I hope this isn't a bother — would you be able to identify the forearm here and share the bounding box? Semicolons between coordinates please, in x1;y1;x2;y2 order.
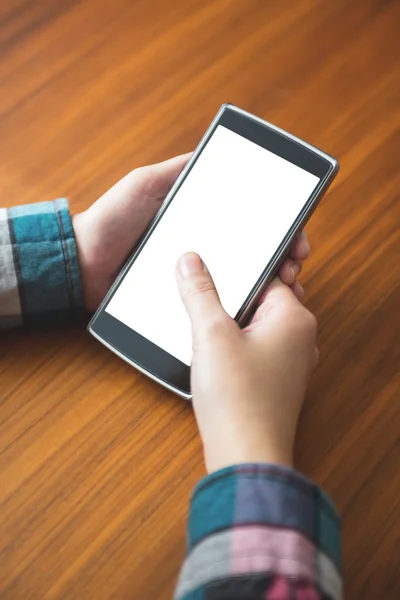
0;200;83;330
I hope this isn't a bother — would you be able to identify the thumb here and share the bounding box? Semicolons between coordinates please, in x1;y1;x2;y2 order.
176;252;228;341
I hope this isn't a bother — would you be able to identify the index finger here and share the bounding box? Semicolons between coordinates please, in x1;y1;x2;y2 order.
289;230;310;261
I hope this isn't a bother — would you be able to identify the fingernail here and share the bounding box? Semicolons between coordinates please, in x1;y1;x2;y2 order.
178;252;204;278
291;263;300;280
297;284;304;299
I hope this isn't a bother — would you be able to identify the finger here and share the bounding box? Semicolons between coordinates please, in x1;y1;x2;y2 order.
278;258;302;285
290;280;304;301
289;230;310;261
176;252;230;342
248;277;300;327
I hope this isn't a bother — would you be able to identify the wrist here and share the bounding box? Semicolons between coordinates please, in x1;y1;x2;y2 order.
203;438;294;474
196;414;295;474
72;213;94;312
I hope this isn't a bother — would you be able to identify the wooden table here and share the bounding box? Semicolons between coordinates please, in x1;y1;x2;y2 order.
1;1;399;598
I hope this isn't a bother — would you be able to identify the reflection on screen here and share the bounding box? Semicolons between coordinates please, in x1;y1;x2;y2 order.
106;125;319;365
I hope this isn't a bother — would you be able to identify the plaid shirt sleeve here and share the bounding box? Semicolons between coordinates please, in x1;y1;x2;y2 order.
175;464;342;600
0;200;83;329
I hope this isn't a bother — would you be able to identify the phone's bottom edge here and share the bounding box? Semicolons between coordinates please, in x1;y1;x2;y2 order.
88;326;192;401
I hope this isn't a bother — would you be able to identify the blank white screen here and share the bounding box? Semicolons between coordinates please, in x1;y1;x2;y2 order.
106;125;319;365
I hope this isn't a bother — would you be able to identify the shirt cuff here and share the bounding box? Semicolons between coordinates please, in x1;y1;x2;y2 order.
176;463;342;600
0;199;83;329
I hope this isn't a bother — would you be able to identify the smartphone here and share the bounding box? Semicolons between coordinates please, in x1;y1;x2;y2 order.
89;104;339;399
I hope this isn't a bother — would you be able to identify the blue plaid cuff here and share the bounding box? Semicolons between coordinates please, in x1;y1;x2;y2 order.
0;199;83;329
176;464;342;600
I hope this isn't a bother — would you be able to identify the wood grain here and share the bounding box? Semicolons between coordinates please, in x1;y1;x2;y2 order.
0;1;399;598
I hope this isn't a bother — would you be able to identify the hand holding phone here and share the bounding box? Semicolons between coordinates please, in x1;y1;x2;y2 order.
89;104;338;397
73;154;191;312
175;251;318;473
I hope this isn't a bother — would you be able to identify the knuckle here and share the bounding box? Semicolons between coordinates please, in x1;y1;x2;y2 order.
204;314;229;338
298;309;318;340
186;278;215;297
128;166;158;199
127;165;145;185
282;305;317;340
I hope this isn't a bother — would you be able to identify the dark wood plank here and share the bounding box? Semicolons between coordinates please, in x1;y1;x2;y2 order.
0;0;399;598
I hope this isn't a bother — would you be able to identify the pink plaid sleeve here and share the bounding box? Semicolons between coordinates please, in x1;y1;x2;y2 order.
175;464;342;599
